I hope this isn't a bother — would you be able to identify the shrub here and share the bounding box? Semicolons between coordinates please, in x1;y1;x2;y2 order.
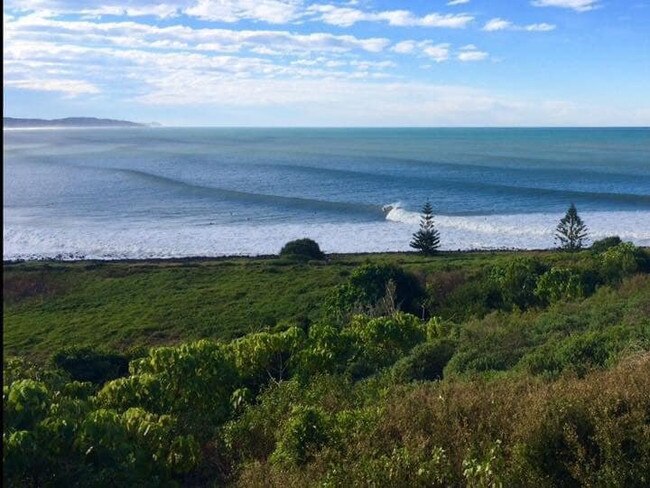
438;276;500;320
534;267;592;304
51;347;129;385
444;312;531;376
270;406;331;466
345;312;426;373
391;339;456;383
489;258;547;310
326;263;424;318
279;238;325;261
228;327;305;390
599;242;648;283
591;235;622;253
296;323;352;377
98;340;239;434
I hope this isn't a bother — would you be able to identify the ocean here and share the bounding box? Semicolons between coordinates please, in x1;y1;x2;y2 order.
3;127;650;260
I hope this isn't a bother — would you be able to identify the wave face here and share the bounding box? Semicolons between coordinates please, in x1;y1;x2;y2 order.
4;127;650;259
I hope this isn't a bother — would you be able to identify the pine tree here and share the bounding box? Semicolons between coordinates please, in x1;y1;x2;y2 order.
555;203;588;251
410;201;440;255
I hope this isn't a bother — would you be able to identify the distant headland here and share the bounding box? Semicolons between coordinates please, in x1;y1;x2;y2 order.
3;117;159;128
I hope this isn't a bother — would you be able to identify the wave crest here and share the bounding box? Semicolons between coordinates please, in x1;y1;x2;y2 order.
384;203;421;225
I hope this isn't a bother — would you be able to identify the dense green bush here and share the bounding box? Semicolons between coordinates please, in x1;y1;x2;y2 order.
270;406;331;466
98;340;240;434
279;238;326;261
3;368;200;487
345;313;426;374
600;242;648;282
51;346;129;385
590;235;622;253
326;263;424;318
489;257;548;309
391;339;456;382
534;267;593;304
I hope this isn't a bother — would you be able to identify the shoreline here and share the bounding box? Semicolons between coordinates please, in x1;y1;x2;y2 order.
2;246;617;266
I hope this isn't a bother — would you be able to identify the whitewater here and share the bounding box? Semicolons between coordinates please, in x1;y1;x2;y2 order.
4;127;650;260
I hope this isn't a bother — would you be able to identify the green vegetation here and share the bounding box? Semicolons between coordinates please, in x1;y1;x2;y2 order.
4;243;650;486
279;238;325;261
590;235;622;253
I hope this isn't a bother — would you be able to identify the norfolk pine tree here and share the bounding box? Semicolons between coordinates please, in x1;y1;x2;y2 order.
410;201;440;255
555;203;589;251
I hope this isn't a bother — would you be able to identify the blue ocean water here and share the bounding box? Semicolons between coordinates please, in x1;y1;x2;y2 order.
3;127;650;259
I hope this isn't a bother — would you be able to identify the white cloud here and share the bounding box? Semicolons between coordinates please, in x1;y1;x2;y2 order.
483;18;512;31
4;78;100;95
185;0;302;24
483;17;556;32
80;4;182;18
447;0;470;5
423;43;451;62
391;40;417;54
531;0;599;12
4;1;191;18
392;40;489;64
308;5;473;28
525;23;555;31
457;45;488;62
5;13;390;55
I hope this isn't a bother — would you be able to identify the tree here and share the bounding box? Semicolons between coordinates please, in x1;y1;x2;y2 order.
410;201;440;255
555;203;588;251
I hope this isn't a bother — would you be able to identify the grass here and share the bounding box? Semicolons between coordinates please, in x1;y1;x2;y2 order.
1;249;638;360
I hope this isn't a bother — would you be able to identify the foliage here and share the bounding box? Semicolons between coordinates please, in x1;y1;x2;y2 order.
98;340;239;434
410;200;441;255
489;257;547;309
8;248;635;359
590;235;622;253
534;267;592;304
2;250;649;486
325;263;424;319
555;203;589;251
391;339;456;382
3;375;200;487
600;242;647;282
51;346;129;384
279;238;326;261
270;406;331;466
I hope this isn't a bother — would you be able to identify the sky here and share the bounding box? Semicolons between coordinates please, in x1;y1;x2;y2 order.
3;0;650;126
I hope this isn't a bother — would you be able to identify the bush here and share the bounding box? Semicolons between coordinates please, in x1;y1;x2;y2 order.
534;267;592;304
270;406;331;466
391;339;456;382
51;347;129;385
345;313;426;373
600;242;646;282
279;238;325;261
591;235;622;253
326;263;424;318
489;258;548;310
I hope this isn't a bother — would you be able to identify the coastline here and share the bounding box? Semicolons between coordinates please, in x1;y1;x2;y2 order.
5;246;643;267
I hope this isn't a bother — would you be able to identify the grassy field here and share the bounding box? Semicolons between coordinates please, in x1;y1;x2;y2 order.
4;250;580;359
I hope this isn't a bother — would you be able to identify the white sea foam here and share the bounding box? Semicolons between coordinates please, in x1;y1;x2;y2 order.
4;210;650;261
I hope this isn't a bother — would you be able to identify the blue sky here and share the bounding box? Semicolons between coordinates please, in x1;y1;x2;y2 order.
3;0;650;126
